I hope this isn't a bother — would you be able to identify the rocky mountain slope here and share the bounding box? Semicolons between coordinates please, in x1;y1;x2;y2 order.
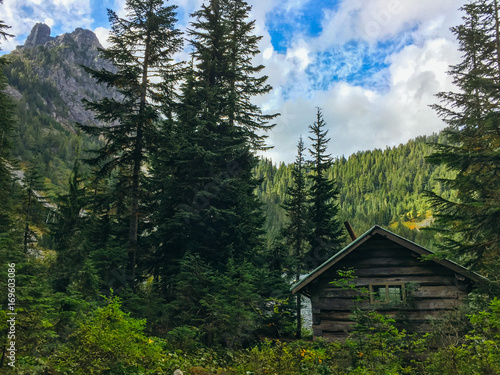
8;23;117;130
2;23;117;192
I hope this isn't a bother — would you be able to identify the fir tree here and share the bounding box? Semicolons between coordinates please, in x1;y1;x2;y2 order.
148;0;278;339
0;4;15;235
426;0;500;276
80;0;183;286
281;136;309;338
307;108;344;267
223;0;277;150
50;146;99;296
151;0;276;276
20;163;47;253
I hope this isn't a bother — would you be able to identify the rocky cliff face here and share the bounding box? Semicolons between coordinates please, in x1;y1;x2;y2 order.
10;23;118;130
24;23;54;47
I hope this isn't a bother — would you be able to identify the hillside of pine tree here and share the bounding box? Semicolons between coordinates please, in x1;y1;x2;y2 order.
256;133;453;250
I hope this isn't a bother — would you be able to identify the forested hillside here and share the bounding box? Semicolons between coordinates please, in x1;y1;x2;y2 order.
256;133;453;249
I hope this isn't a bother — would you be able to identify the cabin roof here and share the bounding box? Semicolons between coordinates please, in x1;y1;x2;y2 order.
290;225;487;295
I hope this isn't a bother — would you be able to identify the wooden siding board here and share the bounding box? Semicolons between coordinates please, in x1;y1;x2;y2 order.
352;266;453;277
320;285;465;299
319;309;452;321
316;298;462;311
351;275;457;286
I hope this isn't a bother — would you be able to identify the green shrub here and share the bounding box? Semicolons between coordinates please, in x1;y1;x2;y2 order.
47;296;166;374
426;298;500;375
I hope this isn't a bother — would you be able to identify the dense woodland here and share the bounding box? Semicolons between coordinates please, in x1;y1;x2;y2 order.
0;0;499;374
256;132;453;250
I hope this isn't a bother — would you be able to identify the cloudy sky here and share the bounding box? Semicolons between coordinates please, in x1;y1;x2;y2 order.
0;0;464;163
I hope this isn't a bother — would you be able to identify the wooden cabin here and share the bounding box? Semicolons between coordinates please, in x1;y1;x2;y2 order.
291;225;485;340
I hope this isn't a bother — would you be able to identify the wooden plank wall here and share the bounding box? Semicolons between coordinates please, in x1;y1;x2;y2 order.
310;234;470;340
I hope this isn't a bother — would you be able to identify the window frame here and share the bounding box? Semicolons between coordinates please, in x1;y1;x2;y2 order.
369;282;406;304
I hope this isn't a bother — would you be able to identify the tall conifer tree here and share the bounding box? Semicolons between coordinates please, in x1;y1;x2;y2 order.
282;136;309;338
81;0;183;285
0;3;15;235
21;163;47;253
307;108;344;267
426;0;500;275
151;0;276;276
148;1;278;340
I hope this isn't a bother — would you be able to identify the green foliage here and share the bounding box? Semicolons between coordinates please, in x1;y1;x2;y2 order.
255;134;451;251
426;298;500;375
0;247;62;372
167;254;262;347
149;299;499;374
281;136;309;272
80;0;184;287
0;23;17;236
48;296;165;374
347;310;417;374
425;0;500;276
307;108;345;266
20;161;49;252
281;136;309;338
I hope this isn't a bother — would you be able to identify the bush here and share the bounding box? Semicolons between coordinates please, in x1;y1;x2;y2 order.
426;298;500;375
47;296;166;374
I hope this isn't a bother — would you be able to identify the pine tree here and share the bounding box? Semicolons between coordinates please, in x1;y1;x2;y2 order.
426;0;500;275
0;4;15;235
147;0;279;339
281;136;309;338
81;0;183;286
21;162;47;253
223;0;277;150
151;0;276;276
307;108;344;268
50;147;100;296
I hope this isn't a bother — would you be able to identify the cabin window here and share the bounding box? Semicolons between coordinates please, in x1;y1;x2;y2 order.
370;284;404;304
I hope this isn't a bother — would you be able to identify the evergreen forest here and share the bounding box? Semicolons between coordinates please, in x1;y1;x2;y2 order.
0;0;499;374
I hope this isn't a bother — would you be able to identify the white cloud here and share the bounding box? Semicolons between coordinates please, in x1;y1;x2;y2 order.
260;31;462;163
113;0;128;19
286;41;311;72
312;0;461;50
44;18;55;28
94;26;111;49
0;0;93;51
253;0;465;163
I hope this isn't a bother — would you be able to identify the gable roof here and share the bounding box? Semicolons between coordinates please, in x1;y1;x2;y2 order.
291;225;487;295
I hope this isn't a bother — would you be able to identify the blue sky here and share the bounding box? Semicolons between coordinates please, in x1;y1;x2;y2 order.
266;1;338;53
0;0;464;163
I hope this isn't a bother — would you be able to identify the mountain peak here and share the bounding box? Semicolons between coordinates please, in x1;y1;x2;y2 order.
70;28;101;49
24;23;54;48
22;24;102;51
